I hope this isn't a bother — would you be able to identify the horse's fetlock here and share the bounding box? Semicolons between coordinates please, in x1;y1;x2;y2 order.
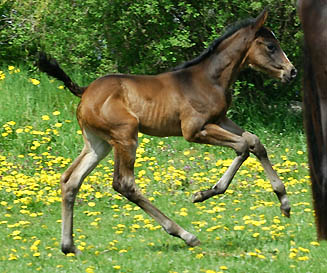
61;242;75;255
274;184;286;195
163;222;178;236
213;183;227;194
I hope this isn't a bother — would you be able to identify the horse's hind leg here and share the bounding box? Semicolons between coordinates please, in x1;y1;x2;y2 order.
61;129;111;254
112;121;200;246
242;132;291;217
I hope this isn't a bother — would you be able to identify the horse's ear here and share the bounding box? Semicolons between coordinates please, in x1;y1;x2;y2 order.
252;9;268;31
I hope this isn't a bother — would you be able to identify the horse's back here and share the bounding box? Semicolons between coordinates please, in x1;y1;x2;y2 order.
79;73;184;137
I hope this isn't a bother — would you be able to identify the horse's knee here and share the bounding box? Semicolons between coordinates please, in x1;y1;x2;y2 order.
212;183;228;194
242;132;267;158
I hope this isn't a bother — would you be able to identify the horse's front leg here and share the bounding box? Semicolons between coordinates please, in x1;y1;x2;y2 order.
242;131;291;217
182;118;291;218
220;118;290;217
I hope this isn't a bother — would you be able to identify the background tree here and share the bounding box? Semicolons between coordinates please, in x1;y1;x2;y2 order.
0;0;302;129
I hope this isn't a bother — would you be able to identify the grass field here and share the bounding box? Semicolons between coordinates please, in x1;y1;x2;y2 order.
0;66;326;273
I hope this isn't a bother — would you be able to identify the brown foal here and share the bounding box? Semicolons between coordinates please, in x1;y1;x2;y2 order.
38;10;296;254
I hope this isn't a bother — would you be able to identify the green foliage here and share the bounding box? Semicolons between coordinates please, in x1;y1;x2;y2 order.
1;1;302;126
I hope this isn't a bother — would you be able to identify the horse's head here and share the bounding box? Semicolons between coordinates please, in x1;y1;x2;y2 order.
245;10;297;83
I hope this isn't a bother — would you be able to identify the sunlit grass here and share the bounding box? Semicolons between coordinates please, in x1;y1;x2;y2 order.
0;66;326;273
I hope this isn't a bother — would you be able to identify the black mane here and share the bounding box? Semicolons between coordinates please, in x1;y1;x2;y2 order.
172;18;257;71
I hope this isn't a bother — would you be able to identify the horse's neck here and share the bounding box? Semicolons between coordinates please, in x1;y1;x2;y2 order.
206;35;250;90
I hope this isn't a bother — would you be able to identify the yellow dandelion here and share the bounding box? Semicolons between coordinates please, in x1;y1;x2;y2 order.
7;121;16;126
85;267;95;273
196;253;204;259
42;115;50;121
298;247;310;253
29;78;40;85
142;137;150;143
113;265;121;270
55;123;62;128
52;111;60;116
8;253;18;260
234;225;245;231
88;202;96;207
220;265;228;270
11;230;21;236
8;65;15;71
77;245;85;251
289;252;296;259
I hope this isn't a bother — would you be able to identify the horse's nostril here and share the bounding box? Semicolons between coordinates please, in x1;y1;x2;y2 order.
291;68;297;78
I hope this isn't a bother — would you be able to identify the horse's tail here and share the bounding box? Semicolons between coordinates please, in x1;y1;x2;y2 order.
37;52;86;97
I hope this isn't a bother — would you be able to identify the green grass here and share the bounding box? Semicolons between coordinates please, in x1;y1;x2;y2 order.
0;66;326;273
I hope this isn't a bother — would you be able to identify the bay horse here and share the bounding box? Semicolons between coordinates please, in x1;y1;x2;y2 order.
298;0;327;240
38;10;296;254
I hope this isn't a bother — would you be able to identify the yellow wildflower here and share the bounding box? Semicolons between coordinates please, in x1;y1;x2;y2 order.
42;115;50;121
52;111;60;116
29;78;40;85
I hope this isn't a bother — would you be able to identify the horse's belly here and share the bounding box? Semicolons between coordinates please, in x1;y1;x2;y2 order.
139;118;182;137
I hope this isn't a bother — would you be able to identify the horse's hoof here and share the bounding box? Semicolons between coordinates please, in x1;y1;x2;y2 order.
186;235;201;247
192;192;204;203
281;206;291;218
61;245;82;255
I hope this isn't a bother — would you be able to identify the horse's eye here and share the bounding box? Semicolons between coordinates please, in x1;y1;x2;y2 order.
267;44;276;53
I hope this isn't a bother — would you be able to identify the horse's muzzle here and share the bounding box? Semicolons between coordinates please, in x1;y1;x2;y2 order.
282;67;297;83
